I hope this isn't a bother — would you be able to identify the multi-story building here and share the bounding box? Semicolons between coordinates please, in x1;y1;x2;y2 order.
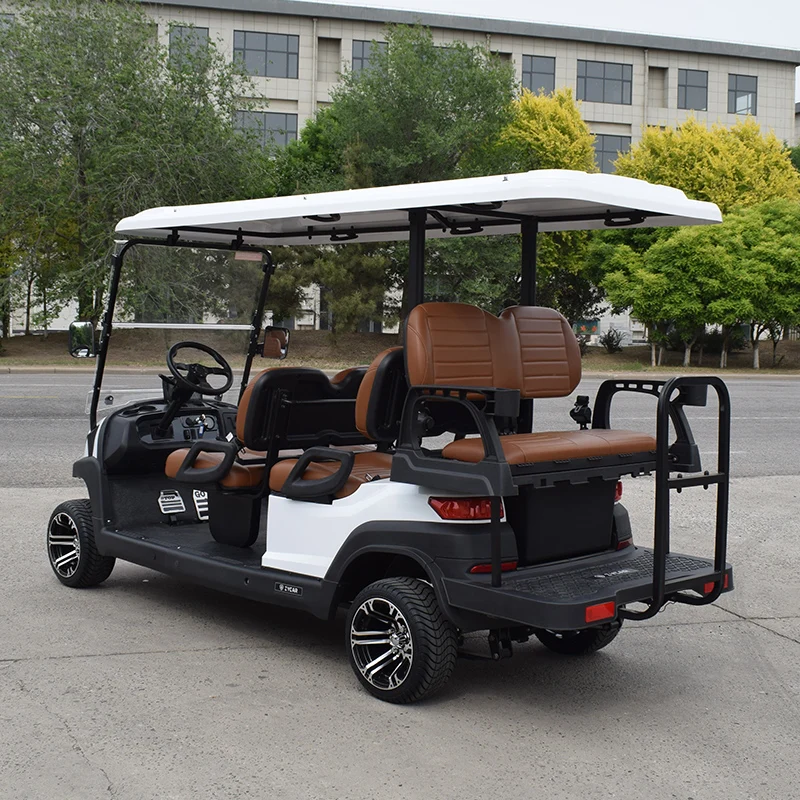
145;0;799;170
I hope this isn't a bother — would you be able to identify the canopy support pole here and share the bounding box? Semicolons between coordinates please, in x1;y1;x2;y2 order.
520;217;538;306
406;209;426;312
239;251;274;402
518;218;539;434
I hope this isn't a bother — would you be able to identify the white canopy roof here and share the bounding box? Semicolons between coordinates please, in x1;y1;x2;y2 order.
115;170;721;246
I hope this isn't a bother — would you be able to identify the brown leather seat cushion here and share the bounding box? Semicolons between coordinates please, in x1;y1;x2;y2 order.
441;430;657;465
269;451;393;499
165;448;264;489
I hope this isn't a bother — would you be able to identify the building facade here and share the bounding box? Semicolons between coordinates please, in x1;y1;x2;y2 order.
145;0;799;169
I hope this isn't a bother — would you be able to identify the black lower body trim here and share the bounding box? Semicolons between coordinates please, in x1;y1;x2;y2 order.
96;528;336;619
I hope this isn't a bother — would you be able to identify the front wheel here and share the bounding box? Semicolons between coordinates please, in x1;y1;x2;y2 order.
47;499;115;588
346;577;458;704
534;621;622;655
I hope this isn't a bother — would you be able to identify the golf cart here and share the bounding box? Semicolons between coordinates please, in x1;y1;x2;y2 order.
49;170;733;703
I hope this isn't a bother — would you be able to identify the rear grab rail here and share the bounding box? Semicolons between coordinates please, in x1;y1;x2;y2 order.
619;376;731;620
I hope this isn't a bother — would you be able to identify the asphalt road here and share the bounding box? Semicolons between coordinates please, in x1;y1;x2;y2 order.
0;372;798;486
1;371;799;799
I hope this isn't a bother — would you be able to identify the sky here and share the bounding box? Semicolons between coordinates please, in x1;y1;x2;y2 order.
312;0;800;101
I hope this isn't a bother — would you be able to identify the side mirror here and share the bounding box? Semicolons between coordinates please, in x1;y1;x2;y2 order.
259;326;289;360
68;321;97;359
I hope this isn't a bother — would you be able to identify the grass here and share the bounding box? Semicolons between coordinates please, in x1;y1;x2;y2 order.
2;329;799;374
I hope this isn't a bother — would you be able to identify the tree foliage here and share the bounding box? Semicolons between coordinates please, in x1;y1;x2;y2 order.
498;88;597;172
0;0;269;328
604;200;800;368
614;118;800;213
790;144;800;174
330;26;516;186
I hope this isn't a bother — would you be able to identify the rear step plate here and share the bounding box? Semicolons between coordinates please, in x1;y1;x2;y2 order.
442;546;732;630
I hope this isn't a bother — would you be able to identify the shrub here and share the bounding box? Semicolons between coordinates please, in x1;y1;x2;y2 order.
598;327;624;354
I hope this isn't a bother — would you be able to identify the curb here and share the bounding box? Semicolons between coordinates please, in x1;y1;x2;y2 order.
3;365;799;380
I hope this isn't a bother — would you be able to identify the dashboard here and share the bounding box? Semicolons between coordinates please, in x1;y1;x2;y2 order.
102;400;238;474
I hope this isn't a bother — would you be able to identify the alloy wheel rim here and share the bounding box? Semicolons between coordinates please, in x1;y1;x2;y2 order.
48;512;81;578
350;597;413;691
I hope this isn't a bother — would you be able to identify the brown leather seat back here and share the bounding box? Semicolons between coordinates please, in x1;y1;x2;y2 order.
405;302;581;399
355;347;408;442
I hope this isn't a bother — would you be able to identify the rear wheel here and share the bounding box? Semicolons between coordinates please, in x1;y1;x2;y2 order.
47;499;115;588
347;577;458;704
534;621;621;655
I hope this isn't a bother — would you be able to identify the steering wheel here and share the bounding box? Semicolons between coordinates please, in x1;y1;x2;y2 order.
166;341;234;397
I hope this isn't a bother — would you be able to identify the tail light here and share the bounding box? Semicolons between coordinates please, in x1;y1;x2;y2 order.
429;497;503;521
615;481;623;502
469;560;518;574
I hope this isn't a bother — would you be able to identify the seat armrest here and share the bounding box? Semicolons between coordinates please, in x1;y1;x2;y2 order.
397;386;512;465
592;378;709;473
281;447;355;501
174;440;238;483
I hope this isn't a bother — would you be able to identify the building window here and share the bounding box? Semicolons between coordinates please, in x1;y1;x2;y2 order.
235;111;298;147
678;69;708;111
593;134;632;174
577;60;632;105
352;39;386;73
169;25;208;64
522;55;555;94
728;74;757;115
234;31;299;79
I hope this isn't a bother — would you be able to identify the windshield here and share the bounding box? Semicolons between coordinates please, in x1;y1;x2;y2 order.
95;244;266;413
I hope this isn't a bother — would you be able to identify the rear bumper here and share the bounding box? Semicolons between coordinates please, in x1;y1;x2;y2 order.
442;546;733;631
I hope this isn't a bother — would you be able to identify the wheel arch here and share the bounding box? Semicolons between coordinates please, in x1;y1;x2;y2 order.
335;548;432;605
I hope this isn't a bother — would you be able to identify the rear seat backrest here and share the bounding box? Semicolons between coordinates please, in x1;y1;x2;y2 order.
405;302;581;399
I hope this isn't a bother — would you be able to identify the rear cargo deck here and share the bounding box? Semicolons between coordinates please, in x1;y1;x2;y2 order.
443;546;732;631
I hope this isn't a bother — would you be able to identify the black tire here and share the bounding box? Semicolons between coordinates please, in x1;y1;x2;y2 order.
47;499;115;588
534;621;622;656
346;577;458;704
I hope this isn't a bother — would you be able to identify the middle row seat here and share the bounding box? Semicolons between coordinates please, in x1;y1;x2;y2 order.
165;347;406;496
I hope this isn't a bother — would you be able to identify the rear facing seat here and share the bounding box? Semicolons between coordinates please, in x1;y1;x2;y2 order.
403;302;657;470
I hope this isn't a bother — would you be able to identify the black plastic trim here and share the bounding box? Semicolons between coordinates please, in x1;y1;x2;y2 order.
173;440;238;483
95;529;336;619
282;447;355;501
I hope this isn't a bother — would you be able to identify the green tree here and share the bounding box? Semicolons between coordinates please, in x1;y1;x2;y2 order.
604;200;800;368
266;24;518;329
0;0;270;326
330;26;515;186
789;144;800;174
497;88;597;172
614;118;800;213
